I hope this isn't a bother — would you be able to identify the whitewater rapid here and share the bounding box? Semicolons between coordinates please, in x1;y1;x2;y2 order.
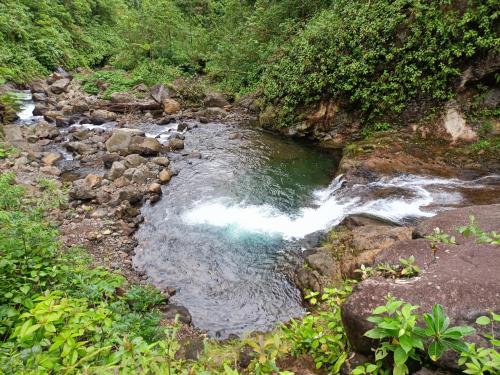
183;174;496;240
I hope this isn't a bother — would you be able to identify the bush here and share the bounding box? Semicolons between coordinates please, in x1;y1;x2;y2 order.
0;172;186;373
260;0;499;126
283;282;355;372
0;0;126;83
78;69;142;98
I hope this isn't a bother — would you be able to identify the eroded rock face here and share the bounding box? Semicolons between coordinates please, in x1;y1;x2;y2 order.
294;224;412;294
260;99;362;148
442;102;477;143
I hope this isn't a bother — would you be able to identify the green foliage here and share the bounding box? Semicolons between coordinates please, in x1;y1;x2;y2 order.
425;227;456;248
459;312;500;374
283;282;354;372
470;139;498;152
365;297;475;375
353;362;389;375
0;0;127;83
260;0;499;126
398;256;420;278
124;285;166;313
131;60;185;86
419;304;474;361
355;264;375;280
362;123;393;138
0;92;22;123
458;215;500;245
0;171;195;373
78;69;142;98
246;334;289;375
365;298;424;375
355;257;420;280
459;343;500;375
203;0;332;95
0;144;15;159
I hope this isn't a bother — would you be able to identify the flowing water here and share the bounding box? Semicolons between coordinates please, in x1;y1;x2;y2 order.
134;124;341;338
15;90;43;125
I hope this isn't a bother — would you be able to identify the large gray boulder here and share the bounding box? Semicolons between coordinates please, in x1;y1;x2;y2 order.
203;92;229;108
124;154;147;168
69;175;102;200
33;122;60;139
105;129;160;156
167;138;184;151
50;78;71;94
108;161;126;180
150;84;172;103
129;137;161;156
90;109;117;125
30;79;48;94
105;130;134;155
66;141;96;155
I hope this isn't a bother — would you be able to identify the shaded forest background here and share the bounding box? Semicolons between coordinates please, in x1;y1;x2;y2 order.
0;0;498;125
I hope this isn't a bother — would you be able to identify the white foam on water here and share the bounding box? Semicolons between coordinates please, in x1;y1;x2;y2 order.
71;123;107;131
15;91;42;123
18;101;36;121
182;174;494;240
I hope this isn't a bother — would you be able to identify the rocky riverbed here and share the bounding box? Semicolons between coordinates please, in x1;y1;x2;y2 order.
0;70;245;327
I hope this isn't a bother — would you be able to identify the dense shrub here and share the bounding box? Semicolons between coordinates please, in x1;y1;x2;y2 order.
260;0;499;126
0;0;126;83
0;172;180;373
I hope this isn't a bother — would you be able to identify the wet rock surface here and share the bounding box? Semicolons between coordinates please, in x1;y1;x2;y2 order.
294;221;413;294
414;204;500;240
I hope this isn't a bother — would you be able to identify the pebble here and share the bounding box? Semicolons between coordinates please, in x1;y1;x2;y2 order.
159;168;172;183
148;182;162;194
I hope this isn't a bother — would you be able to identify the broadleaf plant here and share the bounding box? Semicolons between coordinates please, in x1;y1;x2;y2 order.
365;297;475;374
